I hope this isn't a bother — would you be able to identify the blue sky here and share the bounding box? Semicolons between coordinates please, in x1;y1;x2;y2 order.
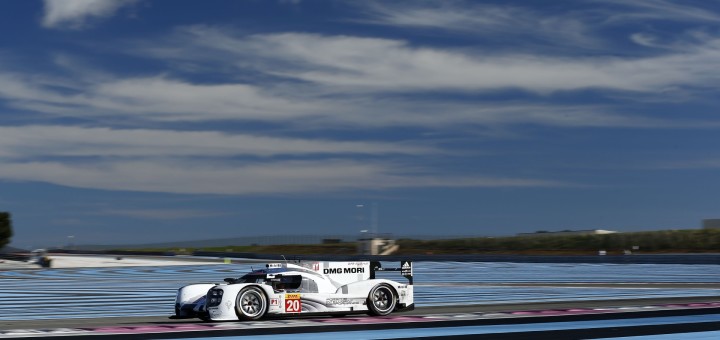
2;0;720;248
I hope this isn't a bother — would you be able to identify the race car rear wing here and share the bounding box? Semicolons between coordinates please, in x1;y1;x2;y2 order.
370;260;413;285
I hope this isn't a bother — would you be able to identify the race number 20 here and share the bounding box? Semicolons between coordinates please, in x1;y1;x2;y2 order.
285;293;301;313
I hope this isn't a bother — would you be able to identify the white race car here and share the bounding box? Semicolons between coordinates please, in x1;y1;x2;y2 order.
174;260;414;321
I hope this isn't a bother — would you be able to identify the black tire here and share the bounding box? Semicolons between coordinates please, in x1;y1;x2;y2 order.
235;286;267;320
367;284;396;316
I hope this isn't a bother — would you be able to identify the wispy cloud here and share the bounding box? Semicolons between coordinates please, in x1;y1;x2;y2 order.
1;48;717;131
0;125;434;159
653;158;720;170
93;208;231;220
0;70;701;130
0;159;565;195
42;0;139;29
598;0;720;23
257;33;720;94
3;2;719;197
134;27;720;95
351;0;720;50
350;1;597;49
0;125;566;194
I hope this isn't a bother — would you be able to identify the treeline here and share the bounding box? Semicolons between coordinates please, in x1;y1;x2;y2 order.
124;242;359;256
0;212;12;250
397;229;720;255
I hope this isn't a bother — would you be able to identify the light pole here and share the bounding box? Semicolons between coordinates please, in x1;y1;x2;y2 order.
67;235;75;250
356;203;379;237
356;204;366;236
370;202;378;236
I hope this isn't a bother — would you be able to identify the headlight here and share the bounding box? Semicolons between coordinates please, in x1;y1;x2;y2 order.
207;289;224;307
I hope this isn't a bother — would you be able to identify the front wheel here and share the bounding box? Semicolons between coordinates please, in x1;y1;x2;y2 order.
235;287;267;320
367;284;396;316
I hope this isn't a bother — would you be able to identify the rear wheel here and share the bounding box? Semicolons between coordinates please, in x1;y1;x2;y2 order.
235;287;267;320
367;284;396;316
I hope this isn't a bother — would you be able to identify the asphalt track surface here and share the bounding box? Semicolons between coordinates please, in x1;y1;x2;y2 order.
3;259;719;321
1;256;718;338
1;298;719;339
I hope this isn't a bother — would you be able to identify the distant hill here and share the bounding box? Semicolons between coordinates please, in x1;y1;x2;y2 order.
0;245;29;253
73;234;360;251
69;234;483;251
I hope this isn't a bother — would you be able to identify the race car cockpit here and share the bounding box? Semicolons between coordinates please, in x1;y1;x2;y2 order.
269;275;302;292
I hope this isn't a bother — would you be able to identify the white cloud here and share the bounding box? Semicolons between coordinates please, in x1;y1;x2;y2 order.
0;124;568;194
0;73;326;121
0;125;434;159
8;3;717;197
136;27;720;95
351;1;596;49
254;33;720;93
0;159;565;195
0;66;713;131
630;33;660;48
2;125;549;195
90;77;320;120
598;0;720;23
3;25;718;131
93;208;230;220
42;0;139;29
654;158;720;170
353;1;720;47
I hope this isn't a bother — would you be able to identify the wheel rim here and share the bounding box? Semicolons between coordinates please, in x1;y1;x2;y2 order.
373;287;392;312
240;291;263;317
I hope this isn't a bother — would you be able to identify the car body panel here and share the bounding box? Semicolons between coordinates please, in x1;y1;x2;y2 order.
175;260;414;321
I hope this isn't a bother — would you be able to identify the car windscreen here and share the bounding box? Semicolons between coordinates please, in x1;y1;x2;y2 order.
235;274;266;284
269;275;303;290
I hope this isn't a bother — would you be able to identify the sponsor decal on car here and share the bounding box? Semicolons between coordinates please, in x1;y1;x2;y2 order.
326;298;364;305
401;261;412;276
270;298;279;306
313;262;320;272
323;267;365;274
285;293;301;313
